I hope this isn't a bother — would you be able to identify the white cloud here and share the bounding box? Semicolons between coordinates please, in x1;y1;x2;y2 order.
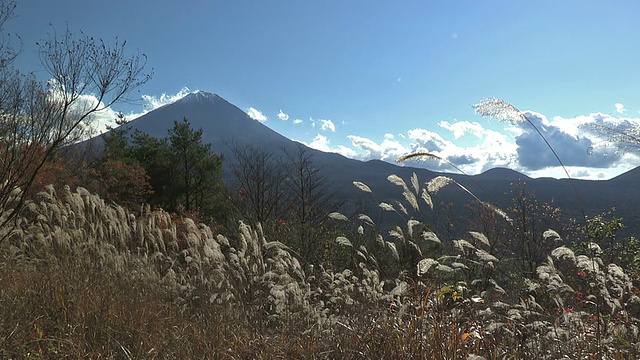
407;128;451;153
301;109;640;179
309;117;335;131
347;135;409;162
247;107;268;122
347;135;382;158
121;87;195;122
293;118;303;124
402;126;511;173
525;166;623;180
75;95;118;136
304;134;358;158
615;103;626;114
140;87;192;112
277;109;289;121
87;106;119;135
44;78;121;138
438;120;485;139
513;111;624;171
380;138;410;160
320;119;336;132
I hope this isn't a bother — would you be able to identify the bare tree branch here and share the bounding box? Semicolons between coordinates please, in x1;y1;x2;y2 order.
0;5;151;239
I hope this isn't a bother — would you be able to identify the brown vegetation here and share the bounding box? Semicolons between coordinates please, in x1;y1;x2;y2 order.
1;173;639;358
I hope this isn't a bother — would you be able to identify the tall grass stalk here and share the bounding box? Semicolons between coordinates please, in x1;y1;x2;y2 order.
396;152;510;223
473;98;573;183
473;98;588;225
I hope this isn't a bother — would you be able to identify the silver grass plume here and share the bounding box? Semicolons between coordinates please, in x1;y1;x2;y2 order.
421;231;441;245
387;174;419;212
410;172;419;195
396;152;469;178
417;258;439;276
543;229;562;243
406;219;420;238
421;189;433;210
395;200;408;216
336;236;353;247
378;202;395;212
469;231;490;247
352;181;372;193
475;97;586;228
328;212;349;222
473;98;526;123
581;121;640;151
357;214;375;227
550;246;576;263
427;176;454;194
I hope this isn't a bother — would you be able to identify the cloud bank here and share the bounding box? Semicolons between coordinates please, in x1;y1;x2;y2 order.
306;108;640;179
513;111;622;171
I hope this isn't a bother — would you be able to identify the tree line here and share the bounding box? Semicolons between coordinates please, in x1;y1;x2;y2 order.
87;115;343;265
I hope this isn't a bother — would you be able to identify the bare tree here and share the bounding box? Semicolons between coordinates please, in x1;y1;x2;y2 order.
226;141;345;263
0;0;151;234
283;144;344;263
226;142;289;226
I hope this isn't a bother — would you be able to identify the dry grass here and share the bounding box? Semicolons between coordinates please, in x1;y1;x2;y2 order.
1;184;640;358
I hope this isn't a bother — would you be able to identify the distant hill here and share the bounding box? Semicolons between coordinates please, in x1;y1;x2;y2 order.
86;91;640;237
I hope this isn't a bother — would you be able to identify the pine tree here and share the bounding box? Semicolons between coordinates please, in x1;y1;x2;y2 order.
167;118;228;222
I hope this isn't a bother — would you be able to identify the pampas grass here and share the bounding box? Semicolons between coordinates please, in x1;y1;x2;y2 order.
1;179;639;357
473;98;569;181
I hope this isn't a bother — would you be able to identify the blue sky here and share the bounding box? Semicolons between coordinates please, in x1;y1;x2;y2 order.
7;0;640;179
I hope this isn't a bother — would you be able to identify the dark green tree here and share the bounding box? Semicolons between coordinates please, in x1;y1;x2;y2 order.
167;118;227;222
90;113;154;208
102;113;134;160
129;129;173;208
92;117;228;224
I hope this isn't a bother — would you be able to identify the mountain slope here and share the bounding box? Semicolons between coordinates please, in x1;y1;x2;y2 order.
126;91;293;151
92;91;640;235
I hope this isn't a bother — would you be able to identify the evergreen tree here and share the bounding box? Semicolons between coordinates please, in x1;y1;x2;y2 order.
129;129;173;209
167;118;228;222
92;113;154;208
94;117;228;223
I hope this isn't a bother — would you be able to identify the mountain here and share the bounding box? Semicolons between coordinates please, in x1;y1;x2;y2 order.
474;167;531;182
120;91;367;175
124;91;296;151
90;91;640;235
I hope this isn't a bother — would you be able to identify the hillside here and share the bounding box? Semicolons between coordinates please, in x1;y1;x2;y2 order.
86;91;640;232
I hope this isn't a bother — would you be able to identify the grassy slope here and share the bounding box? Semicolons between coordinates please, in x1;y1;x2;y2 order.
1;185;640;358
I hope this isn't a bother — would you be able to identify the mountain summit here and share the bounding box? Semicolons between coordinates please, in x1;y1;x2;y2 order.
126;91;291;151
179;91;224;104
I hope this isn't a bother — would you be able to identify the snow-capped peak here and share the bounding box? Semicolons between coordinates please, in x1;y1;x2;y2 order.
179;90;221;103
